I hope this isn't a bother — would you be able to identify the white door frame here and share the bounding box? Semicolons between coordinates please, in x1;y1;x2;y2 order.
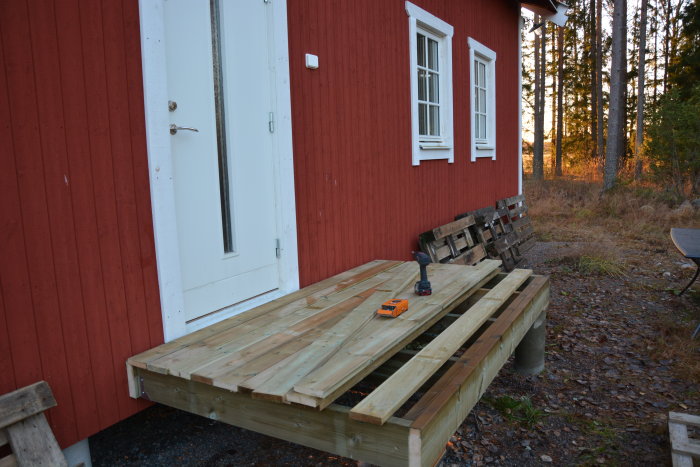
138;0;299;341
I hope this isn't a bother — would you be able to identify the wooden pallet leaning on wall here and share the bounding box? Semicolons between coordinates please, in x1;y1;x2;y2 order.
669;411;700;467
458;207;519;272
418;215;487;266
497;194;536;262
0;381;67;467
128;264;550;467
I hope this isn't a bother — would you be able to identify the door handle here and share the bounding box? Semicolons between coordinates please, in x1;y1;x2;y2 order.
170;124;199;135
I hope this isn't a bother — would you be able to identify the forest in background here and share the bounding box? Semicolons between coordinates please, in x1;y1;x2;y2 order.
522;0;700;197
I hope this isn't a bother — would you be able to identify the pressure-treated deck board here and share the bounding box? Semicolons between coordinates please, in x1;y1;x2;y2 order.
248;267;419;401
128;260;502;408
290;261;501;404
284;265;502;410
147;263;410;378
127;267;550;467
127;260;401;369
349;269;532;425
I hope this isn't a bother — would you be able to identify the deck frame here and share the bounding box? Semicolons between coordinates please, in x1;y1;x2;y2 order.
129;271;549;466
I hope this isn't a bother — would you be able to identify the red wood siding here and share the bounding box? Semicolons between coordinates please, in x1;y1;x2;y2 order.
0;0;162;447
288;0;521;286
0;0;521;449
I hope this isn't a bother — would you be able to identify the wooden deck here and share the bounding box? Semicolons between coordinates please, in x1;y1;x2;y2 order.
127;260;550;466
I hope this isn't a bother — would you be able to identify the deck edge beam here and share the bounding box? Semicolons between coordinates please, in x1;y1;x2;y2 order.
135;368;413;467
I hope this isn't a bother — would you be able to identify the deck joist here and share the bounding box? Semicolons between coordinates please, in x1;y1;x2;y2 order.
127;260;550;466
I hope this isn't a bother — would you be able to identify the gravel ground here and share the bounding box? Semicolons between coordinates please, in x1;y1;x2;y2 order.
90;241;700;466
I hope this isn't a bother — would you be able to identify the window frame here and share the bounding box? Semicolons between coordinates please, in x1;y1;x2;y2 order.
406;1;454;166
468;37;497;161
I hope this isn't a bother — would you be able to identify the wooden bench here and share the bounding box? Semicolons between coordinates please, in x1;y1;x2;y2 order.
668;412;700;466
127;260;550;466
0;381;67;467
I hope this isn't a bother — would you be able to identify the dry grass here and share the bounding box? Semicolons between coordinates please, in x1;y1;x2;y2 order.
546;241;627;277
524;177;700;246
525;174;700;383
650;302;700;383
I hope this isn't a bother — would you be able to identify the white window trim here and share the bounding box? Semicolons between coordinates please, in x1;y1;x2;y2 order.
468;37;497;161
406;1;454;166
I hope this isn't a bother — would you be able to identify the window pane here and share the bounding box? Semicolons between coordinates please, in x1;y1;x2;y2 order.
479;89;486;113
419;103;428;135
479;114;487;139
475;88;481;113
417;34;426;67
211;0;234;252
428;38;438;71
474;61;480;87
479;62;486;87
475;113;481;139
429;105;440;136
428;72;439;103
418;69;427;101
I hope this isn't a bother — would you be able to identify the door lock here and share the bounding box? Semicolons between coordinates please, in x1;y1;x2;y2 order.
170;124;199;135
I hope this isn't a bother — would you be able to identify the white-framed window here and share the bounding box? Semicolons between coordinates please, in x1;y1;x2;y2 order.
406;1;454;166
468;37;496;161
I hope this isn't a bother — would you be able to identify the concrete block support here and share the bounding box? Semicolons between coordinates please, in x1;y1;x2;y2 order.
63;437;92;467
514;311;546;375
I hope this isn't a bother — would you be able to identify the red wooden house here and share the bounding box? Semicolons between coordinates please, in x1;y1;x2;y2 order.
0;0;566;461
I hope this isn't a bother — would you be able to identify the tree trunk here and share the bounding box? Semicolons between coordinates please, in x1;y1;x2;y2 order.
533;17;546;180
604;0;627;191
596;0;605;165
653;0;658;106
556;26;564;177
635;0;648;180
663;0;670;93
590;0;598;160
551;24;557;173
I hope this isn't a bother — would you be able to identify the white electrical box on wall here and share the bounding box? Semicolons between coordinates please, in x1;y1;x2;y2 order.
305;54;319;69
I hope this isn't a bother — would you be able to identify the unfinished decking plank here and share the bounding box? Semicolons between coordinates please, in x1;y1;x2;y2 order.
191;293;359;389
349;269;532;425
405;276;549;427
291;261;502;404
285;266;502;410
242;290;384;397
137;368;413;467
157;287;376;379
409;278;549;467
0;382;57;431
6;413;67;467
188;281;384;385
291;264;490;399
147;267;405;378
127;260;401;370
249;267;419;401
201;313;344;391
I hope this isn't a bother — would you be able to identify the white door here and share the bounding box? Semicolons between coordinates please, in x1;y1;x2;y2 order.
164;0;280;323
